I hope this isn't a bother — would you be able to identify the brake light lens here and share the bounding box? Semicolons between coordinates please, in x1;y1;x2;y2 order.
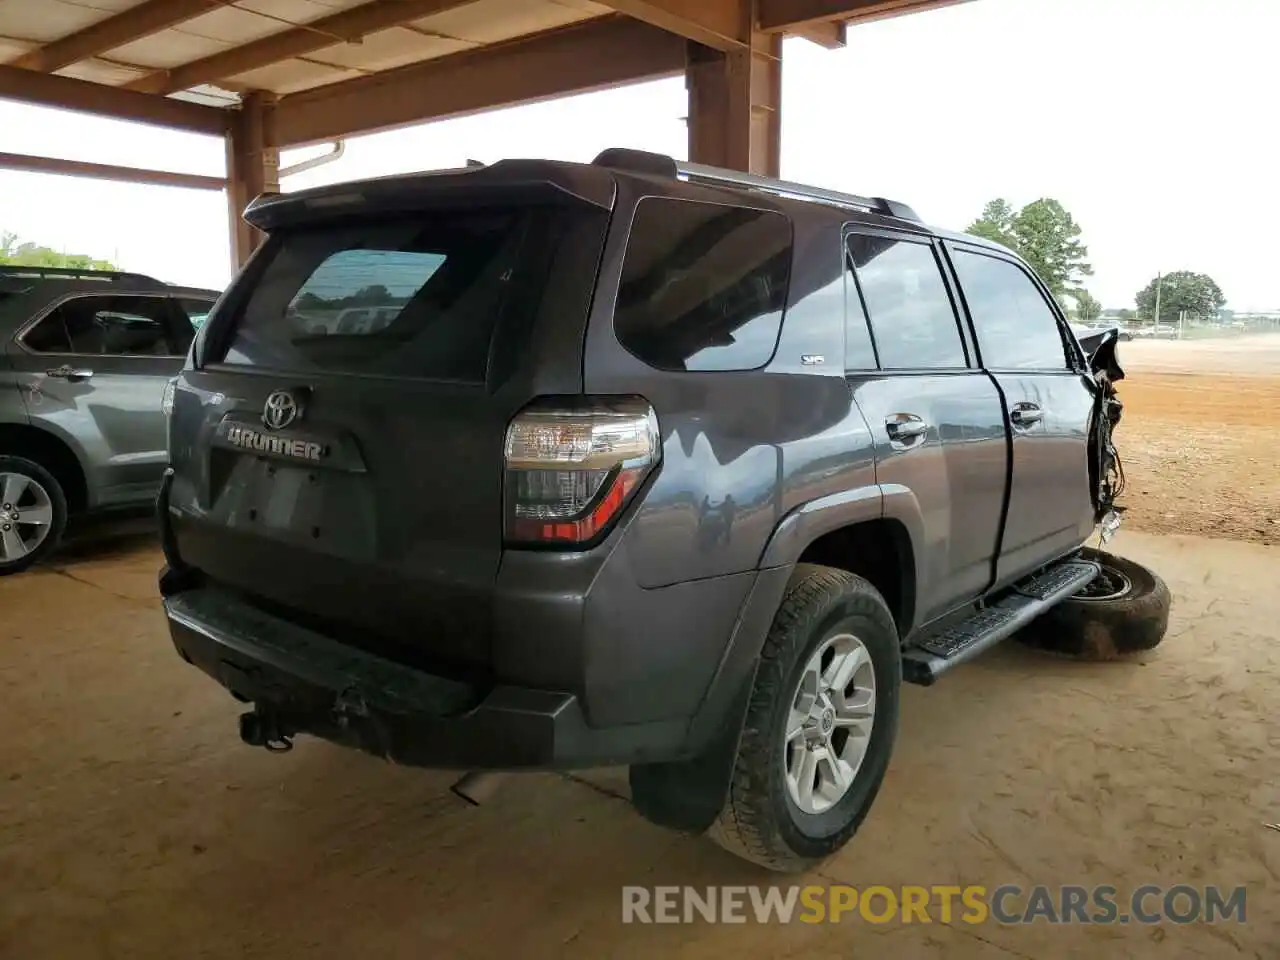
504;397;660;546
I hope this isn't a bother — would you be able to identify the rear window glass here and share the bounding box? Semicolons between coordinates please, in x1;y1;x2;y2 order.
614;197;792;372
219;211;537;381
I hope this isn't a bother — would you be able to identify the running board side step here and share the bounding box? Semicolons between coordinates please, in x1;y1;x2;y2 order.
902;558;1101;686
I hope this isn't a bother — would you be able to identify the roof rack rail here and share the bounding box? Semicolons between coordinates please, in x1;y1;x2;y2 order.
0;264;161;285
590;148;922;223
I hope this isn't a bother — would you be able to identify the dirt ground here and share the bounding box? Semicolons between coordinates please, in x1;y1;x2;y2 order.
2;530;1276;959
1114;334;1280;545
2;334;1278;959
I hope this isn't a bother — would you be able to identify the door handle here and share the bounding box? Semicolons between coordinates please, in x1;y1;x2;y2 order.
885;413;930;444
46;365;94;382
1010;403;1043;427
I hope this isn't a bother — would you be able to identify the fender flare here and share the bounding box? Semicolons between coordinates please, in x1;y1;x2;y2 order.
758;484;883;568
760;484;925;606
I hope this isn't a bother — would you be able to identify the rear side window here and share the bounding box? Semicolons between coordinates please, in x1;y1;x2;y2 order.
950;249;1069;370
22;294;180;356
219;211;539;382
614;197;792;372
847;235;966;370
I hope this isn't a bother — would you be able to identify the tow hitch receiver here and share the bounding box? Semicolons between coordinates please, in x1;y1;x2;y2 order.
239;708;296;753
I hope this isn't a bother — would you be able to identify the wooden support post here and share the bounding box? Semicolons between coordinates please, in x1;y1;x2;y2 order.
685;4;782;176
225;91;280;271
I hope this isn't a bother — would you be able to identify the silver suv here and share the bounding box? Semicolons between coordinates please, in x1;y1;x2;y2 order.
0;266;218;573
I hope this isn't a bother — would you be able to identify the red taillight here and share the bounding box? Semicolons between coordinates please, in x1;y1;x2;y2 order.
503;397;659;547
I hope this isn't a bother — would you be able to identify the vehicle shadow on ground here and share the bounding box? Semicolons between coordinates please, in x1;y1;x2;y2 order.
59;510;157;559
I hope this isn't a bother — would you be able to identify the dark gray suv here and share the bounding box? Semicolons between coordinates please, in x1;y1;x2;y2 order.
0;266;218;573
158;150;1169;871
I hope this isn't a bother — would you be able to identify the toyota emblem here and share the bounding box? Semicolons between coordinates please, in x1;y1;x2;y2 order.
262;389;303;430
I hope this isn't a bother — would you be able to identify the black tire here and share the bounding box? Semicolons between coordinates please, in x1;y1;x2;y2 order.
0;455;68;576
1024;548;1171;660
708;564;901;872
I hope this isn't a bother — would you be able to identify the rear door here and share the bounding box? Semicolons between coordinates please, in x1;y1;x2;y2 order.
945;242;1097;584
10;292;187;505
844;229;1009;625
168;206;592;670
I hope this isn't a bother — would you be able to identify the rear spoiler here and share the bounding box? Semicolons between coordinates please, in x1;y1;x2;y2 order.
244;160;616;232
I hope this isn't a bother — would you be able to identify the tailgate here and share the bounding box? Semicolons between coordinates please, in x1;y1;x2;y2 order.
167;202;605;671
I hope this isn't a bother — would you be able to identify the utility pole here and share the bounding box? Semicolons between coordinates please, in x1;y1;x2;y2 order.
1153;271;1163;334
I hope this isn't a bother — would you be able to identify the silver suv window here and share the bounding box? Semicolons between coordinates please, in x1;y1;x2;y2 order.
21;294;189;356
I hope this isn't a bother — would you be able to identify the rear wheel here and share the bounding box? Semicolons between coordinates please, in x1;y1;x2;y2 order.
0;456;67;576
1024;548;1171;659
708;564;901;872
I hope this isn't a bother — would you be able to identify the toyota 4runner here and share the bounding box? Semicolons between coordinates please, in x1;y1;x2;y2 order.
157;149;1170;871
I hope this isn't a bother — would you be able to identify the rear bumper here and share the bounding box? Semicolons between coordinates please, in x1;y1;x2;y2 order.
164;585;691;769
157;467;793;770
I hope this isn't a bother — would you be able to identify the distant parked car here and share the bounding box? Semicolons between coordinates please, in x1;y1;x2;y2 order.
0;265;219;573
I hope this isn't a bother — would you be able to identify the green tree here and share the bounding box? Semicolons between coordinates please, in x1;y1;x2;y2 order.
0;230;117;271
1135;271;1226;324
1071;289;1104;324
1116;308;1135;321
966;198;1094;302
966;199;1016;249
1009;200;1092;301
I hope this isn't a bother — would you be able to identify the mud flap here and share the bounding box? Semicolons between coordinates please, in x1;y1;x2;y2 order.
628;671;753;834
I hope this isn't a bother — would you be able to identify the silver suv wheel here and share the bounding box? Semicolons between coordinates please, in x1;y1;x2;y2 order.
783;631;877;815
0;472;56;565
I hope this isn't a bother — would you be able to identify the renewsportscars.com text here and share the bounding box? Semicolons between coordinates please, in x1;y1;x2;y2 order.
621;884;1248;925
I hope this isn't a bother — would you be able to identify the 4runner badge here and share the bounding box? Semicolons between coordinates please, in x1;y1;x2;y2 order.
224;424;324;462
262;389;303;430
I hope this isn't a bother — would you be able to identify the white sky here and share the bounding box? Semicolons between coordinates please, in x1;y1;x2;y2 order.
0;0;1275;310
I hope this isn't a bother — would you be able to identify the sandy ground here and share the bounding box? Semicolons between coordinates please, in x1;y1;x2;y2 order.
2;333;1278;959
1115;334;1280;545
1119;333;1280;378
1;530;1277;959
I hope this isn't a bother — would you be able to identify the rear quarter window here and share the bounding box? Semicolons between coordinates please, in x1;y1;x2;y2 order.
614;197;792;372
217;211;542;382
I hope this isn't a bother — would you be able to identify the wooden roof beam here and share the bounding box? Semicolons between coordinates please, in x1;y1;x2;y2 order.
7;0;224;74
124;0;479;95
790;20;847;47
0;62;227;134
0;150;226;190
274;16;687;147
595;0;749;51
757;0;972;31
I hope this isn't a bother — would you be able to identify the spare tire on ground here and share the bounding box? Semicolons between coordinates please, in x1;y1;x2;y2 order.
1021;547;1172;661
